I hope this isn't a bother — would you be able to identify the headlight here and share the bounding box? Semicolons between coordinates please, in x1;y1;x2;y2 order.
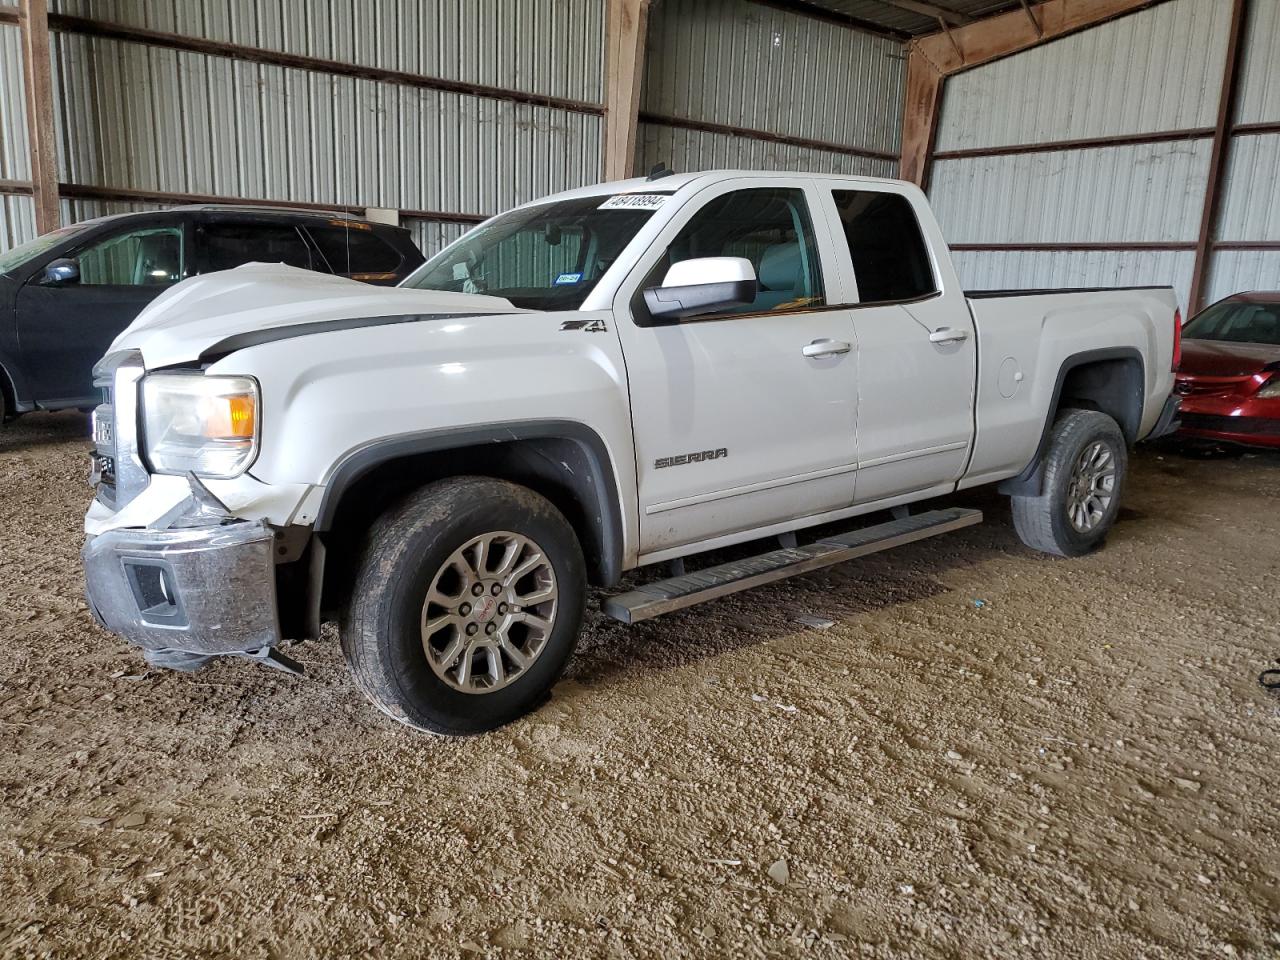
1257;374;1280;399
142;374;259;478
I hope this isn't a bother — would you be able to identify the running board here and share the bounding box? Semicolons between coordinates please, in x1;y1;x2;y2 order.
602;507;983;624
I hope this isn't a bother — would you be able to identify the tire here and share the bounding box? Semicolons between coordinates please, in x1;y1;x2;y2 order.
1010;409;1128;558
342;477;586;735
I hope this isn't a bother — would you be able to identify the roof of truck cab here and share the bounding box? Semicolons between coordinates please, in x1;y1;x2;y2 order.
534;169;908;206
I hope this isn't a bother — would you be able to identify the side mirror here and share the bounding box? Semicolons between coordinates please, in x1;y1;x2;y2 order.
643;256;757;320
43;258;79;285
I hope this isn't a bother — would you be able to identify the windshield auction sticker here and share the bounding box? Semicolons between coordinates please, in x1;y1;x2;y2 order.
598;194;668;210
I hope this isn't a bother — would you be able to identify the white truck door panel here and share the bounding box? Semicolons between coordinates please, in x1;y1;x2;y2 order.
850;298;976;502
614;180;859;556
815;184;976;503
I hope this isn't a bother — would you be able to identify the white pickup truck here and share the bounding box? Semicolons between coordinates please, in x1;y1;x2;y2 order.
82;170;1182;734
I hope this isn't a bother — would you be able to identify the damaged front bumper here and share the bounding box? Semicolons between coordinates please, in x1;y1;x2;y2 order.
82;518;291;671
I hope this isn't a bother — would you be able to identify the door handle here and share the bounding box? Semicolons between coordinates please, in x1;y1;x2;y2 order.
929;327;969;344
802;338;852;359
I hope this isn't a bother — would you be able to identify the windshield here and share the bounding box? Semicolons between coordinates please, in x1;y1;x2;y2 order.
1182;300;1280;346
0;224;92;276
402;196;661;310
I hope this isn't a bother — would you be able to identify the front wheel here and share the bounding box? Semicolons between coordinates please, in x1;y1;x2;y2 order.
1010;409;1128;558
342;477;586;735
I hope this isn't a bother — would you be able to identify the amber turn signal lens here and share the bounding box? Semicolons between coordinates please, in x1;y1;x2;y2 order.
204;393;256;440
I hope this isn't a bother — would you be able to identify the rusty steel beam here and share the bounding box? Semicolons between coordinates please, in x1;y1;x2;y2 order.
640;111;898;163
18;0;59;234
57;183;489;225
1188;0;1249;314
950;241;1196;252
931;127;1216;161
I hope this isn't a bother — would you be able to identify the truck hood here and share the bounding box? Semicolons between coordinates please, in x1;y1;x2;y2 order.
110;263;523;368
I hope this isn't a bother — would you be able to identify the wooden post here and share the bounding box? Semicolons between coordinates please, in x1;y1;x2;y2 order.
899;50;943;188
1188;0;1249;314
19;0;60;234
603;0;649;182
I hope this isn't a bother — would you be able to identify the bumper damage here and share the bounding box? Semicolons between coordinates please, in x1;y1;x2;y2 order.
82;518;300;673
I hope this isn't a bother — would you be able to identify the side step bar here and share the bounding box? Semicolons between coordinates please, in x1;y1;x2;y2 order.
601;507;983;624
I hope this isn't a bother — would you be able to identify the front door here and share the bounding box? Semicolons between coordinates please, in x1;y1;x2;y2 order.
615;180;859;559
16;222;186;404
817;185;976;503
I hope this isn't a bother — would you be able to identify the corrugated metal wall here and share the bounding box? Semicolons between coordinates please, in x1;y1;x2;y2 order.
1;0;606;256
0;21;36;251
1206;0;1280;303
49;0;605;104
928;0;1234;311
636;0;903;177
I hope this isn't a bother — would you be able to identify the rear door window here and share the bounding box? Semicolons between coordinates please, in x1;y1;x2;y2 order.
830;190;937;305
308;222;403;279
196;221;314;274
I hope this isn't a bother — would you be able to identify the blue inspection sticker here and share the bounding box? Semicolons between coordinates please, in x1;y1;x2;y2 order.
555;272;583;285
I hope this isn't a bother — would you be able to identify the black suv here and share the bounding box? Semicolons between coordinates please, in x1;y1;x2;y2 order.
0;206;425;420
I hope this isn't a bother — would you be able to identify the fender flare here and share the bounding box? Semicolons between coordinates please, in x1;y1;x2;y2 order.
998;347;1145;497
312;419;627;586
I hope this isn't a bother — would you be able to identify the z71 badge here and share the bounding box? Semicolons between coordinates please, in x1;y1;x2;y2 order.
655;448;728;469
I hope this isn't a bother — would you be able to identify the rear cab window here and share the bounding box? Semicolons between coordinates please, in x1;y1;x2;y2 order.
829;190;937;305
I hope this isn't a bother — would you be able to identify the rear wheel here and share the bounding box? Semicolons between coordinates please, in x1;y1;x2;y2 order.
1010;409;1127;558
342;477;586;735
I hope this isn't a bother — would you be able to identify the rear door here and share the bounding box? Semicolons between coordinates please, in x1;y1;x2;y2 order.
815;183;976;503
15;217;188;404
613;178;860;558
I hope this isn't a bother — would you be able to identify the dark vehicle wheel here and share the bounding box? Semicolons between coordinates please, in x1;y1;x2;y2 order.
342;477;586;735
1010;409;1128;558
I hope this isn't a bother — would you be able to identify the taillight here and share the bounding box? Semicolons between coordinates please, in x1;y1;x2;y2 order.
1172;307;1182;372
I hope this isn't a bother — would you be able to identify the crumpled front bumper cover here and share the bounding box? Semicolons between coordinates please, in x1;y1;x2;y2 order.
82;518;282;659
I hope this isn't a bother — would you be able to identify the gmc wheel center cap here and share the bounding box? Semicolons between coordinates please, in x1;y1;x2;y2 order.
473;595;500;623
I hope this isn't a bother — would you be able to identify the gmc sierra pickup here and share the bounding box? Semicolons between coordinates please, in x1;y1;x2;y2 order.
82;170;1182;735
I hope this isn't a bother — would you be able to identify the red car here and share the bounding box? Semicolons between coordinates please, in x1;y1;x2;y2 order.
1174;292;1280;449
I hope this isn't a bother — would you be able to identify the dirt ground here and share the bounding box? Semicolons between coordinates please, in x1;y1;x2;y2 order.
1;411;1277;960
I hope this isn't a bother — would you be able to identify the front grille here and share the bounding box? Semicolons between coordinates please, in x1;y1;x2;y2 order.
1179;413;1280;436
1175;375;1255;397
90;350;148;510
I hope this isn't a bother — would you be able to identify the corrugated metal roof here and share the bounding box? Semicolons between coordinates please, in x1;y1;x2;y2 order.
790;0;1023;37
935;0;1230;151
636;120;897;176
643;0;904;156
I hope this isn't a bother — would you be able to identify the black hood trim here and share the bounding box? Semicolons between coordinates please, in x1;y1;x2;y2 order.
197;311;516;362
